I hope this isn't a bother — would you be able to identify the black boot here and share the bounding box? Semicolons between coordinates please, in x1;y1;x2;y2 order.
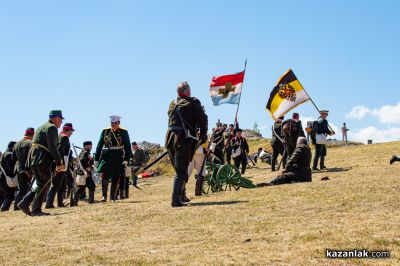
71;190;79;207
110;181;118;202
271;157;276;172
14;191;23;211
45;189;56;209
101;179;108;202
31;191;50;216
171;178;187;208
181;184;191;203
88;190;95;204
390;155;399;165
1;198;12;212
124;177;129;198
57;191;65;207
17;191;35;216
320;156;326;169
119;188;125;200
313;156;320;171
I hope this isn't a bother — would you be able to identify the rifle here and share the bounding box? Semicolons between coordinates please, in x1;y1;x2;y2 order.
129;151;169;189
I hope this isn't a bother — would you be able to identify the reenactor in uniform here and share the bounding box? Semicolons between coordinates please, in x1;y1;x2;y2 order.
18;110;65;216
12;128;34;211
45;123;75;209
312;110;335;171
230;129;249;175
94;116;131;203
211;122;225;164
257;137;312;187
129;142;146;192
271;116;285;171
166;81;208;207
0;141;17;211
282;113;305;160
73;141;95;204
225;124;235;164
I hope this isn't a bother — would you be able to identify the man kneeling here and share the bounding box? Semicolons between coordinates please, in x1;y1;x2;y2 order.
257;137;311;187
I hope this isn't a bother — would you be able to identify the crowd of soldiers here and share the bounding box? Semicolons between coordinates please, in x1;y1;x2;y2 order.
0;81;398;213
0;111;147;216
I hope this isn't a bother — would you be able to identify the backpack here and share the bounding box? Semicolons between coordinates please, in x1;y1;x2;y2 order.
283;119;298;136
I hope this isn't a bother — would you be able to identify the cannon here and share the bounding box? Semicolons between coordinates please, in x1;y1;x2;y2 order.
200;161;256;195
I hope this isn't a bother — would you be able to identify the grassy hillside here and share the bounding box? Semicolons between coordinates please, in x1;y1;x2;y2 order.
0;141;399;265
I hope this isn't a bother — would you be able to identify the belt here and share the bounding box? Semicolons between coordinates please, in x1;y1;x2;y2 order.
169;126;184;131
32;143;50;153
105;147;123;150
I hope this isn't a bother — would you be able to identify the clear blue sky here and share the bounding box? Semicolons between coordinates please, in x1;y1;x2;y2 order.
1;0;399;149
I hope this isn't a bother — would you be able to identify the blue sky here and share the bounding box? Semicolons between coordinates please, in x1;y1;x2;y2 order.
1;0;399;150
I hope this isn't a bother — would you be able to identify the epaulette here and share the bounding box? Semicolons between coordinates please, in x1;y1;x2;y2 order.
119;127;128;131
102;127;111;131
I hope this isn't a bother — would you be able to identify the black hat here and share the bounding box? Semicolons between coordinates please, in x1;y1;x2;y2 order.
25;127;35;136
83;141;92;146
63;123;75;131
7;141;16;149
132;142;137;146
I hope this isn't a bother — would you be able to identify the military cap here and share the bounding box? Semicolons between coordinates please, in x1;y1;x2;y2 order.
320;110;329;114
49;110;64;119
25;127;35;136
63;123;75;131
132;142;138;146
110;115;121;123
83;141;92;146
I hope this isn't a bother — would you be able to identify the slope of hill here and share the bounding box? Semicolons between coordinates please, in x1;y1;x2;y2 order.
0;142;399;265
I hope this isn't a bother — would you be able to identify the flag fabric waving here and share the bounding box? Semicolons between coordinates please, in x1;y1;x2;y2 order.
266;69;310;120
210;71;245;106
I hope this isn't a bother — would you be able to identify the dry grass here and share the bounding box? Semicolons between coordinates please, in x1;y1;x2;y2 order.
0;142;399;265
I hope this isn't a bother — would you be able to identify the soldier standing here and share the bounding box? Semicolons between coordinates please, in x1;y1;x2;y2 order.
73;141;96;204
166;81;208;207
45;123;75;208
129;142;146;189
18;110;65;216
94;116;131;202
0;141;17;211
225;124;235;164
313;110;335;170
12;128;35;211
282;113;305;160
210;122;225;164
271;116;285;171
230;129;249;174
341;123;349;145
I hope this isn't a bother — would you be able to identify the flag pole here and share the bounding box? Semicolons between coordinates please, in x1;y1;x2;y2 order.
297;79;335;133
234;59;247;128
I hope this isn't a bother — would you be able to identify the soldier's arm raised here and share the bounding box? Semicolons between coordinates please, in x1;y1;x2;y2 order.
94;130;105;161
47;126;64;166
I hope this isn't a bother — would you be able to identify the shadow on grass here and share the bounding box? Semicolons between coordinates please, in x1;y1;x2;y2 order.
190;200;248;207
322;167;350;173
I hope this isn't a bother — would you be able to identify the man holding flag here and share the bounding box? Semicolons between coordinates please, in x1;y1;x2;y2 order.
266;69;335;171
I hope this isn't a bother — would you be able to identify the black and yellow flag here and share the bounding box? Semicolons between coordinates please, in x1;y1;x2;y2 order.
266;69;310;120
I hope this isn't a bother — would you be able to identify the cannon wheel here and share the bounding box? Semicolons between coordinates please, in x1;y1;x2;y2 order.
216;164;241;191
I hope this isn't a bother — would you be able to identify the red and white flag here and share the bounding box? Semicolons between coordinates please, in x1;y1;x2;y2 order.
209;71;245;106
